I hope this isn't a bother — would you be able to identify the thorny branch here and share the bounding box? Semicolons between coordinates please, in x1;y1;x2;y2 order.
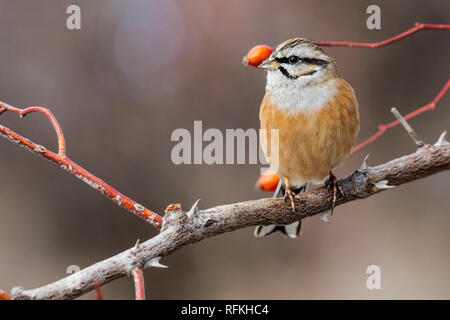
7;137;450;299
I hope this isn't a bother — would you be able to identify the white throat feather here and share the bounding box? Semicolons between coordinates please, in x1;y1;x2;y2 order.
265;70;339;115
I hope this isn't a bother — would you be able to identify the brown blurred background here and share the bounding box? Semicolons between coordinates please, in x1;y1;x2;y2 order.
0;0;449;299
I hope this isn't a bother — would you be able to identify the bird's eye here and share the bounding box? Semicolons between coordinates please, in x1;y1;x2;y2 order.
288;56;300;64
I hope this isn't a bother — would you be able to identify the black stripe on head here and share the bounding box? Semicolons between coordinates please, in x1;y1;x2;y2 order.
278;66;317;80
278;66;299;79
275;57;291;64
275;56;328;66
301;58;328;66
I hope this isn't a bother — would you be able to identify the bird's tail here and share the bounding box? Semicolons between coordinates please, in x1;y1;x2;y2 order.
254;220;303;238
254;181;305;239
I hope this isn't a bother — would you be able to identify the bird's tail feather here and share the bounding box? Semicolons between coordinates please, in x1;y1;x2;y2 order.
254;220;303;238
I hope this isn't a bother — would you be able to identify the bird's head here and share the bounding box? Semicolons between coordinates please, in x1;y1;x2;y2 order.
259;38;339;89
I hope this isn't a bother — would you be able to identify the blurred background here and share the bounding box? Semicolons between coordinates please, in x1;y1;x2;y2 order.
0;0;449;299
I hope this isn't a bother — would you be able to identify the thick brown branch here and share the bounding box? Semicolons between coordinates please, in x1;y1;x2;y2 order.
10;142;450;300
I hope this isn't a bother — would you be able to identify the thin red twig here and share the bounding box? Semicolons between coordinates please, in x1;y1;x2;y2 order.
0;103;66;155
352;79;450;154
132;269;145;300
316;23;450;48
0;289;11;300
94;281;103;300
0;102;162;229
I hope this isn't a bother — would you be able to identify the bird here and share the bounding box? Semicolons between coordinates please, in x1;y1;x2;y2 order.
254;38;360;238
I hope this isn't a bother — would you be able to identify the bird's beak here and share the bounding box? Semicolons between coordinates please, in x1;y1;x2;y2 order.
258;57;279;70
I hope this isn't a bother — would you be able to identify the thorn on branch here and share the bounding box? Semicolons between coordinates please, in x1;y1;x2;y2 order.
391;107;424;147
359;154;371;171
187;199;201;218
375;180;395;190
144;256;168;269
435;131;449;147
132;239;141;254
319;213;332;224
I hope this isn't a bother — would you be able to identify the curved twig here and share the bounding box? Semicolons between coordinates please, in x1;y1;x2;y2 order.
0;103;162;229
0;102;66;156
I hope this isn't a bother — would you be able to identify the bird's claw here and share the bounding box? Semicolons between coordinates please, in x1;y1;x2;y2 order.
325;172;343;215
284;187;297;213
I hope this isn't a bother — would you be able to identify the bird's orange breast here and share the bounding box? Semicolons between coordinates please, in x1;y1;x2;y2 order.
260;79;359;185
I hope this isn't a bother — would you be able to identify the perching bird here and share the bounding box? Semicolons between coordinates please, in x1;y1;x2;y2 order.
254;38;360;238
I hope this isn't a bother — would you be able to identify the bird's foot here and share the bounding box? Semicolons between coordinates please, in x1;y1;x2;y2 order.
284;187;297;213
325;171;343;215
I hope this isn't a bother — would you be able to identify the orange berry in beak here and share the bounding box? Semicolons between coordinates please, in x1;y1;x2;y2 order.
256;168;280;192
242;45;274;68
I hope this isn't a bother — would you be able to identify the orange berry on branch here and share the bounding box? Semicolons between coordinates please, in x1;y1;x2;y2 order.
242;45;274;68
256;168;280;192
0;289;11;300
